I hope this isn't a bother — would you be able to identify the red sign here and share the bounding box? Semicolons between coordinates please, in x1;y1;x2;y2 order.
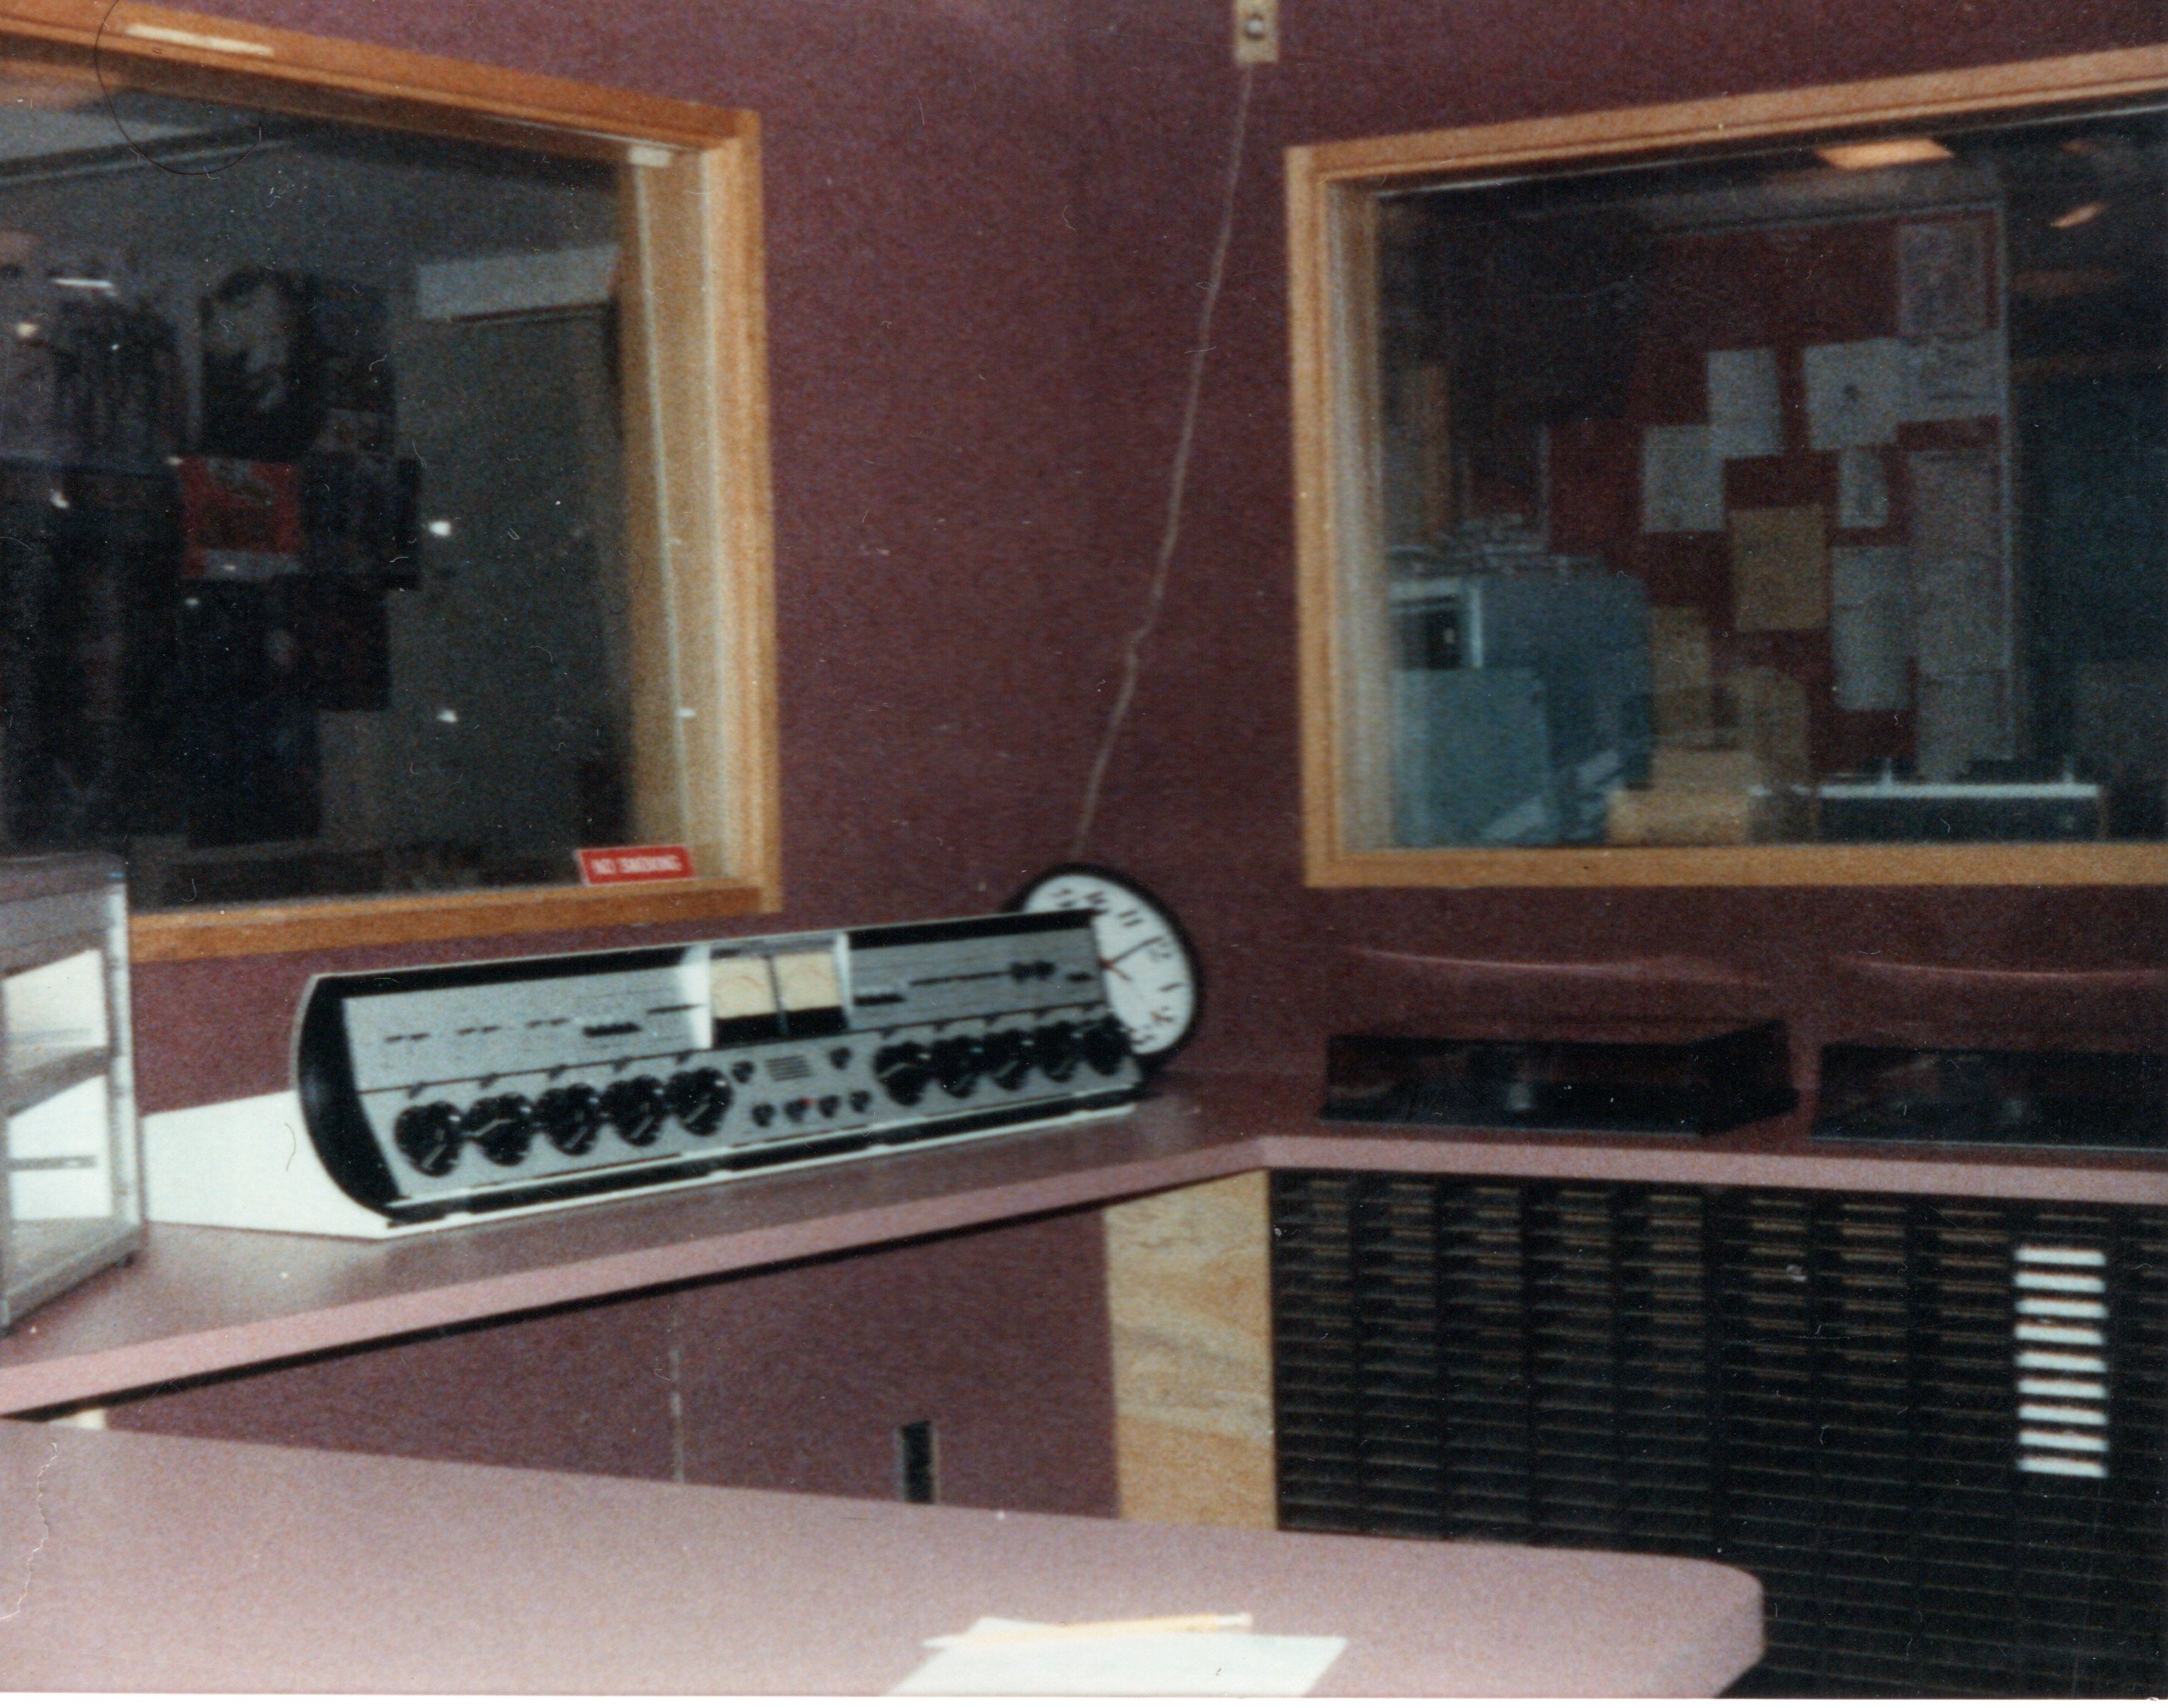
177;457;303;582
577;845;694;885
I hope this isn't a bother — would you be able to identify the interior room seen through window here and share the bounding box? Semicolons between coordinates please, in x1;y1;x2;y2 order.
1370;104;2166;849
0;80;634;908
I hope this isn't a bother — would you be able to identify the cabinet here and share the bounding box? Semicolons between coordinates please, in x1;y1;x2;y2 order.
0;856;138;1329
1271;1171;2167;1695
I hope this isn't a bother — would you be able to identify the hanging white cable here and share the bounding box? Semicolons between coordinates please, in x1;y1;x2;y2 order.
1070;62;1256;859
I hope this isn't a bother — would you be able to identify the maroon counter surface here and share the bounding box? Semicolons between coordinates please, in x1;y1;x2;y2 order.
0;1419;1762;1693
2;1071;2161;1415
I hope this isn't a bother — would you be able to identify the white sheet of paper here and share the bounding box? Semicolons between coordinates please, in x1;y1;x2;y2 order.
1832;603;1909;712
1913;556;2007;677
1831;544;1907;610
1641;423;1724;533
1836;448;1890;529
1903;331;2003;422
1898;220;1989;340
1908;448;2000;558
1803;338;1900;449
892;1619;1349;1698
1708;347;1782;459
1917;670;2013;780
1907;449;2006;675
1829;548;1911;711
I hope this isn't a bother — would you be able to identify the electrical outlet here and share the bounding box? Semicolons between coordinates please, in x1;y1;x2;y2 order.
1233;0;1277;65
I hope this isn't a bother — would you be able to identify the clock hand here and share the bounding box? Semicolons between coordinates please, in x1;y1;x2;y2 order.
1103;939;1158;970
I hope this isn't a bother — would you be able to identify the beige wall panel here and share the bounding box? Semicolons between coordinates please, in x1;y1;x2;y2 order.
1105;1171;1275;1528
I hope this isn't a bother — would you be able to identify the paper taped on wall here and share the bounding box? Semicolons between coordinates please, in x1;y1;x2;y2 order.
1731;505;1828;632
1803;338;1901;450
1708;347;1783;459
1641;423;1724;533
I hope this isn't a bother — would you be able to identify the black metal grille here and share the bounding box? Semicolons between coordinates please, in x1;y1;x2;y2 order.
1270;1172;2168;1696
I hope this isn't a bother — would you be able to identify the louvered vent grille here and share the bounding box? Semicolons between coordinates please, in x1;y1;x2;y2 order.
1270;1173;2168;1697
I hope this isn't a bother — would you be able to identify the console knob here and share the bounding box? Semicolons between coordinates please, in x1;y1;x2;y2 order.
393;1101;463;1176
460;1094;535;1167
535;1084;604;1155
783;1096;811;1121
982;1029;1031;1091
1032;1021;1081;1083
665;1067;733;1136
599;1076;668;1146
1082;1016;1132;1076
930;1035;984;1099
873;1041;932;1106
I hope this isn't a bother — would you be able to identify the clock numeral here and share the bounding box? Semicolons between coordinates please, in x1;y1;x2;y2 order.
1116;907;1146;927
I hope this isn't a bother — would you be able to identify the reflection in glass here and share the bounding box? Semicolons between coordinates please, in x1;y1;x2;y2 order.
1375;106;2166;846
0;80;630;906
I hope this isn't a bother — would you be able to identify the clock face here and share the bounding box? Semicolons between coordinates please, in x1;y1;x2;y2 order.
1012;865;1199;1067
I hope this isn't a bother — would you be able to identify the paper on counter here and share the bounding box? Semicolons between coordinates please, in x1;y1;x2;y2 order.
1708;347;1782;459
1731;504;1828;632
1803;338;1900;449
893;1617;1348;1697
1836;448;1890;529
1641;423;1724;533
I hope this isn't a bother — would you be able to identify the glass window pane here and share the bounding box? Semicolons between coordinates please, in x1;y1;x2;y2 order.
1372;104;2167;847
0;77;636;906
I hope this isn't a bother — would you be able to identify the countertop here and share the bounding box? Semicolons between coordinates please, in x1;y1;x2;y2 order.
0;1418;1764;1694
4;1070;2159;1414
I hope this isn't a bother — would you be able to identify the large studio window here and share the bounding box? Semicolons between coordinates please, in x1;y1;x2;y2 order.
1292;48;2168;886
0;10;777;956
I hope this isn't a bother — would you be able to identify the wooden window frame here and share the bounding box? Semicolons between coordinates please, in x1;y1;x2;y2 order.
0;0;780;957
1290;44;2168;889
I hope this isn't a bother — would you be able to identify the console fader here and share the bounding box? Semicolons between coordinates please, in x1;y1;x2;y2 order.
296;910;1141;1224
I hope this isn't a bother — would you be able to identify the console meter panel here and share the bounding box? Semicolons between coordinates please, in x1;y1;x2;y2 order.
295;911;1142;1224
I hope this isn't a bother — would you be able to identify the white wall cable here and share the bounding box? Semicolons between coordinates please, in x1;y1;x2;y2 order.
1070;62;1256;858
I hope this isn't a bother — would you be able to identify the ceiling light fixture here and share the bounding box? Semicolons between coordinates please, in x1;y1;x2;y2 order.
2050;201;2107;230
1816;137;1953;171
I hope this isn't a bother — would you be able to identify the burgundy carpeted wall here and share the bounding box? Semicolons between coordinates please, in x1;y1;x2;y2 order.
1059;0;2167;1084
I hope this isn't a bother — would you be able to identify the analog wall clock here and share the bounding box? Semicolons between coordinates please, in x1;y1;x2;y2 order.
1009;863;1200;1074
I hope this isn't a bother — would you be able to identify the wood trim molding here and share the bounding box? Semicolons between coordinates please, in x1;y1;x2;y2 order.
0;2;784;955
0;0;747;153
1308;844;2168;891
1300;45;2168;184
129;878;768;963
619;139;783;905
1290;46;2168;892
